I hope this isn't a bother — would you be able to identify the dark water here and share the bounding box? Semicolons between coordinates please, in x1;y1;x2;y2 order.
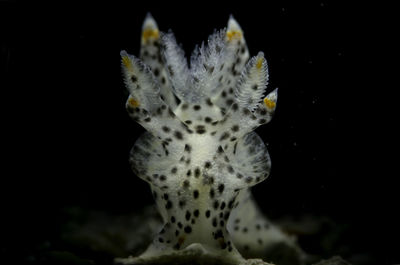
2;1;395;265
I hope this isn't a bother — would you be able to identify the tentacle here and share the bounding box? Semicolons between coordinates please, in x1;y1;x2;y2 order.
139;13;178;110
213;15;250;112
121;51;189;155
160;32;193;102
190;29;233;98
235;52;269;111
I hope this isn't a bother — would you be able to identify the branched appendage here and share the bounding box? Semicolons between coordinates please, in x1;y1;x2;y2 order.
117;13;292;265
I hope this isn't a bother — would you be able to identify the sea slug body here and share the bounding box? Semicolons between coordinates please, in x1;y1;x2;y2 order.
118;14;298;265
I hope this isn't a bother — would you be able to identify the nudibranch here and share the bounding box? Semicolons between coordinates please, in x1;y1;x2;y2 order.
118;14;296;265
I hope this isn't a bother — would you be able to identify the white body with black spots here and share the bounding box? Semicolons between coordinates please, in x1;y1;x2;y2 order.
118;13;298;265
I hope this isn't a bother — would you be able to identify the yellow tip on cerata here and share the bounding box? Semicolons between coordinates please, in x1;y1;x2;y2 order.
264;97;276;109
128;97;140;108
256;58;263;70
122;56;132;70
142;28;159;42
226;30;242;41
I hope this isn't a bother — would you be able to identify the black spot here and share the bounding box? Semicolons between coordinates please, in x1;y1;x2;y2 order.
245;177;253;183
204;117;212;123
131;75;137;82
204;161;212;168
210;188;215;198
256;224;261;230
193;105;201;111
162;126;170;133
252;84;258;90
196;125;206;134
219;132;230;141
186;170;191;177
158;237;164;243
220;202;226;210
227;166;234;173
193;209;199;217
177;222;183;229
218;184;225;193
206;98;213;106
242;227;248;233
221;91;227;98
174;131;183;140
228;199;235;209
230;137;237;142
236;173;243;179
226;99;233;106
171;216;176;223
213;200;219;209
184;144;191;152
214;229;223;239
144;117;151;122
212;217;217;227
163;193;169;200
194;167;201;178
154;68;160;76
233;142;238;154
183;180;190;188
217;146;224;154
168;109;175;118
160;175;167;181
185;210;191;221
232;103;238;111
184;226;192;233
259;118;267;124
165;200;172;209
173;243;180;250
193;190;199;199
205;210;211;218
243;108;251;115
224;211;229;220
171;167;177;174
211;121;219;126
181;103;188;110
231;125;239;132
220;220;225;226
161;76;166;84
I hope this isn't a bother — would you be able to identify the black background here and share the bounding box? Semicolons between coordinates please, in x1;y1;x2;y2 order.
1;1;396;265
